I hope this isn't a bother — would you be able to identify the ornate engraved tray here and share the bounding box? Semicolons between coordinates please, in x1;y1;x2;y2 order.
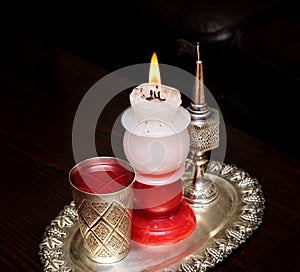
39;161;265;272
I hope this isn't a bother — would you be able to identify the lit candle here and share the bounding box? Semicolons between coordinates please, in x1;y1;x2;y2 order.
122;52;190;179
121;52;196;245
130;52;182;124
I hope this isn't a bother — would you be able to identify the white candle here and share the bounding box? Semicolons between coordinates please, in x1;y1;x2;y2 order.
122;106;190;182
121;52;190;185
129;82;182;123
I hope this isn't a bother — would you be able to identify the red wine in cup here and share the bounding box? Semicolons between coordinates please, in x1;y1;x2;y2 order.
71;163;134;194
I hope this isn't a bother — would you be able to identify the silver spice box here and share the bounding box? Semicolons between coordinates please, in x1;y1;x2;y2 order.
39;160;265;272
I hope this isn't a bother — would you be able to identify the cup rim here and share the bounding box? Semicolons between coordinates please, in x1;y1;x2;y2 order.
69;156;136;196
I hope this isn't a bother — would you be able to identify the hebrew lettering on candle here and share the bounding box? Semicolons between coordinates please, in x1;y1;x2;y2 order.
130;52;182;123
122;52;190;177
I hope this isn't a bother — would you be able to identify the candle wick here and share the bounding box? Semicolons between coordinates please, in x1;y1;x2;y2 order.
146;90;153;100
197;42;200;61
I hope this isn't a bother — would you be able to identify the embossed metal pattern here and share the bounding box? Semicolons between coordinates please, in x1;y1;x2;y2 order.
39;161;265;271
76;199;131;263
187;109;220;153
68;156;135;264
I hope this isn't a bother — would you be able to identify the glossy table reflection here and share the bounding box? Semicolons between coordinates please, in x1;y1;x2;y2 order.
0;34;299;272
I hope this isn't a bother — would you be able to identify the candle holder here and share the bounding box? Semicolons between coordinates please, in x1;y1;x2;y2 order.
122;105;196;245
183;43;220;205
121;53;196;244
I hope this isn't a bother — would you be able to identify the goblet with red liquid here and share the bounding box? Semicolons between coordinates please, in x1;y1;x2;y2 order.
69;157;135;263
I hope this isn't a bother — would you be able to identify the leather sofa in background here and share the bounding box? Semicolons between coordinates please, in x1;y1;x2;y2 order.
129;0;299;157
3;0;298;156
229;1;300;156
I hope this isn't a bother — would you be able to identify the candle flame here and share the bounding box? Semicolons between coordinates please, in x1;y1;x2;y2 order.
149;52;161;84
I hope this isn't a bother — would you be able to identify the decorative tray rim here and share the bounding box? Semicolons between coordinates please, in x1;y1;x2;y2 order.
39;161;266;272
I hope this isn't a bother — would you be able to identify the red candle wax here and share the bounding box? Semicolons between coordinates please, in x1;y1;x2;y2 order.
131;179;196;245
133;179;183;216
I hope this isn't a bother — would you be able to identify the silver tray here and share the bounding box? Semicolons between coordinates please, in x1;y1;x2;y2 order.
39;161;265;272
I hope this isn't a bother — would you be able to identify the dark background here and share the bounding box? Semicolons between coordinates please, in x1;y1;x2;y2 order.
2;0;298;158
0;1;299;271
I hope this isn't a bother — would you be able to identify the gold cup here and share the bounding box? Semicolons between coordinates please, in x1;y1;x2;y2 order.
69;157;135;263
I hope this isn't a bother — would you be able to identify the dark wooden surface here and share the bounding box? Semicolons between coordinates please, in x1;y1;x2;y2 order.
0;34;299;272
